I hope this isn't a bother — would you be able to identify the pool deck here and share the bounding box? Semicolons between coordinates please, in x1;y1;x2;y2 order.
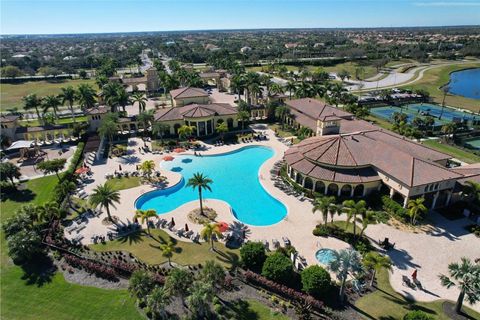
71;127;480;312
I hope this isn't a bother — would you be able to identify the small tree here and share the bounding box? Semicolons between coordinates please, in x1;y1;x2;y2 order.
159;241;175;266
36;158;67;181
312;196;335;226
6;229;43;264
215;122;228;140
261;252;293;284
165;268;193;306
134;209;157;235
240;241;266;271
301;265;331;298
128;270;156;305
328;249;363;304
186;172;213;216
186;281;214;318
199;260;226;293
0;162;21;188
237;110;250;130
407;197;427;225
146;286;170;320
177;124;195;140
140;160;155;180
363;252;392;287
439;257;480;314
201;223;222;251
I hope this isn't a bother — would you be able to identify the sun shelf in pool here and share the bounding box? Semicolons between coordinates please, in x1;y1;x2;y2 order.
135;146;287;226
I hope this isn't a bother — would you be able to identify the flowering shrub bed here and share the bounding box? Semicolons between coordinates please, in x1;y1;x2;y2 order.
63;254;118;281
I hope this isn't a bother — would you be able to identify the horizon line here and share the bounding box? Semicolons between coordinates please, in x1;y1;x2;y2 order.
2;24;480;37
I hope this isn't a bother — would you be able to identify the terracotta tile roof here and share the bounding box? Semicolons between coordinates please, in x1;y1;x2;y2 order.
1;114;20;123
154;103;237;122
85;106;109;115
286;98;352;122
170;87;208;99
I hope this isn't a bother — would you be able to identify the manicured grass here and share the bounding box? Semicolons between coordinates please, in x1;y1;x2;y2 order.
365;115;394;131
355;268;480;320
105;176;142;191
402;62;480;111
268;123;301;144
421;139;480;164
91;229;240;268
385;59;416;68
20;116;88;127
0;175;59;220
0;79;96;111
244;299;290;320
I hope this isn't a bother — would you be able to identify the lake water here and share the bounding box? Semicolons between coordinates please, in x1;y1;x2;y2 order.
448;68;480;100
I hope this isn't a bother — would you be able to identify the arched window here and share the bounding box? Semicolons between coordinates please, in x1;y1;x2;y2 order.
295;173;304;185
174;123;181;135
227;118;234;129
327;183;338;196
341;184;352;197
314;181;325;194
353;184;364;197
304;177;313;189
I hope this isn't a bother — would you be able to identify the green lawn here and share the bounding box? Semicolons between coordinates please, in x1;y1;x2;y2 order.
105;176;141;191
91;229;240;268
20;115;88;127
240;300;290;320
355;268;480;320
421;139;480;164
402;62;480;111
0;79;96;111
0;175;141;320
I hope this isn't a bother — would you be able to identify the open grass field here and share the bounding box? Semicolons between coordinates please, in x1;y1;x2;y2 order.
355;268;480;320
105;176;142;191
91;229;240;268
402;63;480;111
0;79;96;112
421;139;480;164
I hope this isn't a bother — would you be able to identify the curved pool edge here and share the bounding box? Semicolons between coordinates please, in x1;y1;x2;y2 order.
134;144;290;227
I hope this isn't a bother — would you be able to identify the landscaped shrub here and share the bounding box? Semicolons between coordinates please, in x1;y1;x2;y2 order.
381;195;408;221
261;252;293;284
63;254;118;281
312;225;330;237
312;224;375;254
403;310;434;320
240;241;266;270
300;265;331;298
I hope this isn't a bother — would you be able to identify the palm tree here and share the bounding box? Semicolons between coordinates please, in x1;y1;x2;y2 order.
285;81;297;99
407;197;427;225
165;268;193;306
269;83;284;98
342;199;367;238
98;119;117;149
186;281;214;318
237;110;250;130
274;105;290;129
128;270;156;305
42;95;62;119
137;110;154;133
439;257;480;314
131;92;147;113
57;181;77;208
201;223;222;251
134;209;157;235
115;87;131;112
329;203;340;223
37;202;63;223
360;210;377;236
462;180;480;204
328;249;363;303
140;160;155;180
215;122;228;139
441;122;457;143
312;196;335;225
89;183;120;224
177;124;195;140
76;83;96;110
440;85;450;120
146;286;170;320
363;252;392;287
186;172;213;216
152;122;169;144
248;83;262;105
23;94;42;123
101;82;122;112
59;86;77;123
160;241;175;266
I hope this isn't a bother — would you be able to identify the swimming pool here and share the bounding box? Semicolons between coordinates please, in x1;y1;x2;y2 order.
315;248;336;265
370;103;477;126
135;146;287;226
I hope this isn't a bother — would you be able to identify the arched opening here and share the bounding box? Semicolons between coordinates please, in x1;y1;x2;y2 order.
341;184;352;197
353;184;364;197
295;173;303;185
227;118;234;129
314;181;325;194
304;177;313;189
173;123;181;135
327;183;338;196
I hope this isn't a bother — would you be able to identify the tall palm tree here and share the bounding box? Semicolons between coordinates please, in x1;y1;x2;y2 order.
201;223;222;251
215;122;228;139
177;124;195;140
59;86;77;123
328;249;363;303
285;81;297;99
329;203;340;223
101;82;122;112
360;210;377;236
269;83;285;97
134;209;157;235
407;197;427;225
441;122;457;143
42;95;62;119
131;92;147;113
140;160;155;179
23;94;42;123
114;87;131;113
237;110;250;130
89;183;120;224
165;268;193;307
342;199;367;238
363;252;392;287
137;110;154;133
186;172;213;215
462;180;480;204
37;202;63;224
312;196;335;225
146;286;170;320
76;83;97;110
439;257;480;314
274;105;290;129
152;122;169;144
98;119;117;149
159;241;175;266
248;83;262;105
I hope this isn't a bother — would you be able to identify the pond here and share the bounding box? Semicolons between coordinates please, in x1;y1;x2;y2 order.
447;68;480;100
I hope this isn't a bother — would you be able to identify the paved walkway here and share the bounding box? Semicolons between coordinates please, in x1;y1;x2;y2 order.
70;128;480;312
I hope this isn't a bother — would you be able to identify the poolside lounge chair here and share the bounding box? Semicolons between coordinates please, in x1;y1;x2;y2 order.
413;278;422;290
262;240;270;251
176;228;185;237
272;239;280;249
402;275;414;288
282;236;291;246
185;230;194;238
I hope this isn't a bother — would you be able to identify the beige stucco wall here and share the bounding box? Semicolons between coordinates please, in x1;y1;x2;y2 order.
172;96;210;107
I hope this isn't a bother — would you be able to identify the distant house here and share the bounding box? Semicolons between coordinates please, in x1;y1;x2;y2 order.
204;44;220;51
170;87;210;107
240;46;252;53
284;43;298;49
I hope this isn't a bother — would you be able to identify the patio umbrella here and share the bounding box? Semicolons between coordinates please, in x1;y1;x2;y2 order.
170;217;175;227
163;155;175;161
119;164;122;171
185;223;189;232
75;167;90;175
173;147;185;153
217;222;229;233
412;269;417;280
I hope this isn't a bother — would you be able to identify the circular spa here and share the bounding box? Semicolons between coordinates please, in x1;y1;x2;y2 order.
315;248;336;266
135;146;287;226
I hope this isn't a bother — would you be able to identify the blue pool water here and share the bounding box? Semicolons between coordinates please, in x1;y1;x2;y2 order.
315;248;336;265
370;103;477;125
135;146;287;226
448;68;480;100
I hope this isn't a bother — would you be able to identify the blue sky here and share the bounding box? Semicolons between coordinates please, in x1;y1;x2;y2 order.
1;0;479;35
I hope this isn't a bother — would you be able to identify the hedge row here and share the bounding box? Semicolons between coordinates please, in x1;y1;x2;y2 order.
381;195;408;222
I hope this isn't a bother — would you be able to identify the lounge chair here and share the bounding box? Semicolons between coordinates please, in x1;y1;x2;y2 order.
282;236;291;246
413;278;422;290
262;240;270;251
176;228;185;237
272;239;280;249
402;275;414;288
185;230;194;238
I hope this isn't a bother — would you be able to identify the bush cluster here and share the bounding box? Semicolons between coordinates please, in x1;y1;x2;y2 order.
403;310;434;320
312;224;374;255
300;265;331;298
381;195;408;222
261;252;293;284
240;241;266;271
63;254;118;281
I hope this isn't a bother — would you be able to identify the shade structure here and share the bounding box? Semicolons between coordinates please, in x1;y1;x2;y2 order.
163;155;175;161
6;140;34;150
75;167;90;175
173;148;185;153
217;222;229;233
